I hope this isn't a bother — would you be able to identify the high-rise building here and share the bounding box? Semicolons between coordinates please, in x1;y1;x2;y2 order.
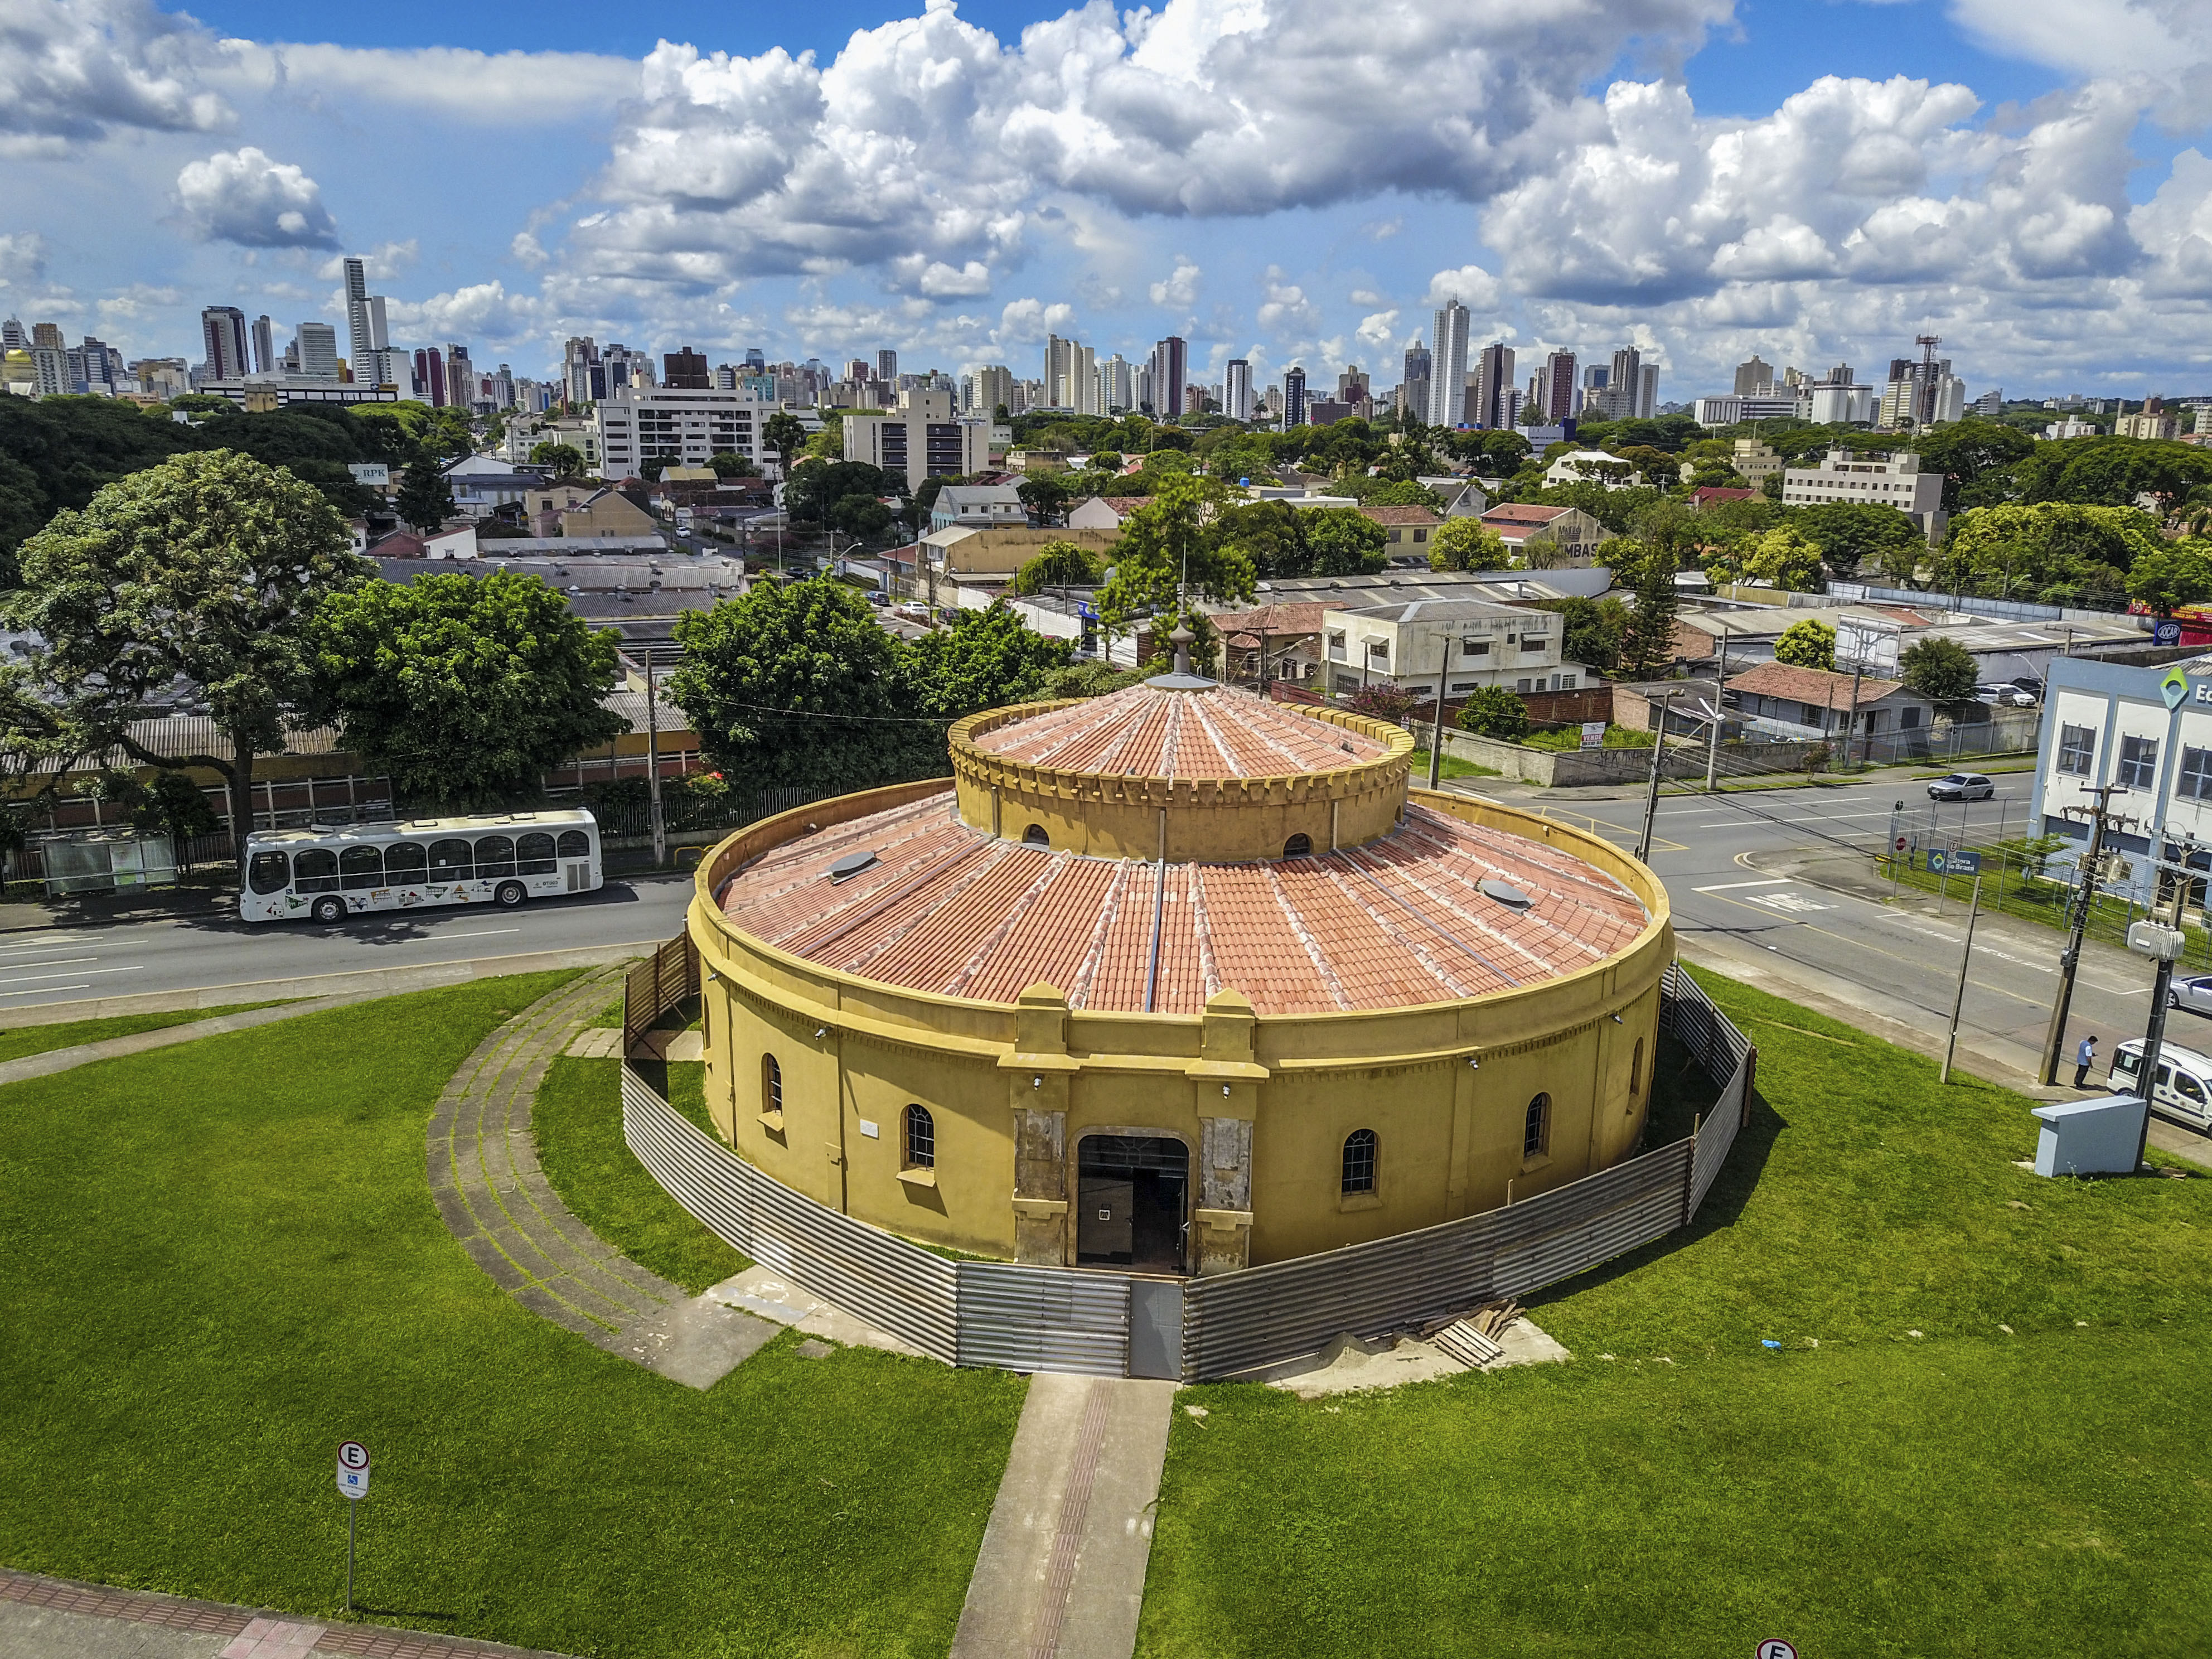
837;388;992;491
1825;362;1853;386
972;364;1014;417
414;347;446;407
201;306;251;381
1401;341;1432;425
1102;353;1135;413
340;258;397;387
1338;364;1369;403
1472;342;1516;430
1732;355;1774;396
294;322;340;380
1604;346;1641;420
563;337;598;406
1638;363;1660;420
251;315;275;375
446;344;475;407
1426;302;1469;428
1223;358;1252;422
877;350;899;383
744;348;766;374
0;316;23;351
1282;365;1307;428
1151;336;1188;418
1537;350;1577;423
663;347;710;389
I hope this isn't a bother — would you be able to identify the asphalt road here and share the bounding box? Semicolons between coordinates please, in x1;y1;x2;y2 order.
0;874;697;1013
1482;771;2179;1086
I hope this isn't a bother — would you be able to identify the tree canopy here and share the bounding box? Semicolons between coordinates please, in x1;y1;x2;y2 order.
2124;540;2212;618
1456;686;1529;742
396;457;456;534
5;449;370;858
1938;502;2165;608
309;569;625;812
1096;475;1253;642
1899;635;1978;702
1427;515;1511;572
1011;539;1103;595
1774;618;1837;671
899;605;1075;721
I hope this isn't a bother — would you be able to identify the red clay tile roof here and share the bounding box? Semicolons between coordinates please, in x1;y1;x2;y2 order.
974;682;1384;779
1207;602;1333;635
1481;503;1571;525
719;791;1649;1016
1725;661;1908;706
1690;486;1756;507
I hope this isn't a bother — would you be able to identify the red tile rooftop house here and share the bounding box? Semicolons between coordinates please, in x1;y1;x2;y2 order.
689;667;1673;1276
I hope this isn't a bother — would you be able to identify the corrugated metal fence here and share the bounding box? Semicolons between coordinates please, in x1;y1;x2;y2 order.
622;963;1756;1380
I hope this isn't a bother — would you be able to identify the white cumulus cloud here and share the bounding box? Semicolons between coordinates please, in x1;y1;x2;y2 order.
174;147;338;248
0;0;230;156
1149;256;1201;308
0;233;50;287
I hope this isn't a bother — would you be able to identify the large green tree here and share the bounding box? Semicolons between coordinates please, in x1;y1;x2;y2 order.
900;606;1075;721
668;578;934;791
1774;618;1837;671
2125;540;2212;617
1427;515;1512;572
1614;542;1682;680
5;449;371;861
2011;436;2212;517
1012;540;1103;595
309;569;625;811
763;412;810;478
396;457;456;534
0;395;200;587
1899;635;1978;702
1096;475;1253;646
1797;502;1925;582
1939;502;2165;607
1300;506;1388;576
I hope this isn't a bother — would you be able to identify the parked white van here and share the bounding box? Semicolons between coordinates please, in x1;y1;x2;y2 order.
2109;1038;2212;1129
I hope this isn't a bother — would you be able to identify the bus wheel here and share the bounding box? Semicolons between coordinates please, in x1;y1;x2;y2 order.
311;896;346;925
495;881;527;908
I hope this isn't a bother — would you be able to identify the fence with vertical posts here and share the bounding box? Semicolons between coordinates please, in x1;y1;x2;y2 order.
622;935;700;1054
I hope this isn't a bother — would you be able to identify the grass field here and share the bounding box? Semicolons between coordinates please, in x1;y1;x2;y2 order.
0;1001;292;1065
1136;967;2212;1659
0;976;1024;1657
1408;748;1502;781
536;1055;748;1294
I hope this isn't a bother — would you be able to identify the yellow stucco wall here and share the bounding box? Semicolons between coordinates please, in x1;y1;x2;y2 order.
689;778;1673;1268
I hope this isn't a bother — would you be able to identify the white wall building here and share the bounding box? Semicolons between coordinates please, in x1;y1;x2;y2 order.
1806;384;1878;424
1322;599;1586;698
1780;448;1945;539
595;385;769;480
842;388;993;491
1427;301;1470;429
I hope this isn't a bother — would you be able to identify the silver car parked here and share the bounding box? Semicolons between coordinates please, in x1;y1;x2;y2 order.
2168;974;2212;1017
1927;772;1995;801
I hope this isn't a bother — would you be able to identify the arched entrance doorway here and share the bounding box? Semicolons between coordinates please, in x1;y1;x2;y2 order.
1075;1134;1189;1273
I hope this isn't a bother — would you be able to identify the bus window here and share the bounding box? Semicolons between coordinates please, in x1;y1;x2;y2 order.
556;829;591;860
473;835;516;878
248;851;290;895
428;839;472;882
294;849;341;893
516;832;557;874
385;841;428;883
340;846;384;890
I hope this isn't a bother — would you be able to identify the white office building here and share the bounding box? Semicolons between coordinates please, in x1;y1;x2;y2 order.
594;385;771;480
841;389;993;491
294;323;340;380
1780;448;1945;539
1223;359;1253;423
1806;384;1878;425
1427;302;1470;429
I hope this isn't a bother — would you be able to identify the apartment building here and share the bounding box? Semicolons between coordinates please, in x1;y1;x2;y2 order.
842;388;992;491
1780;449;1944;539
595;385;769;480
1322;599;1585;698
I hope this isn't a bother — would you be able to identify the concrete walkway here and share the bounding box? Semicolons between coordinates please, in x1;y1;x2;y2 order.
949;1373;1177;1659
0;1569;574;1658
0;995;376;1089
425;970;778;1389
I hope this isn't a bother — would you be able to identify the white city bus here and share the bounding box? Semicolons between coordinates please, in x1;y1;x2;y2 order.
240;809;602;924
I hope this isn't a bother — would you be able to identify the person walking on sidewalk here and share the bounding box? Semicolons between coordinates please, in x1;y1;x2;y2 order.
2074;1033;2099;1090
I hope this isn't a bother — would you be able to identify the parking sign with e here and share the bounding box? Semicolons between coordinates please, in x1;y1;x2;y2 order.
1756;1642;1798;1659
336;1440;370;1500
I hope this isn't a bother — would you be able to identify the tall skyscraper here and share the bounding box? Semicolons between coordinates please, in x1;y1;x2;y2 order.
1150;337;1188;418
877;349;898;382
973;364;1013;416
1102;353;1134;412
743;347;766;374
294;322;339;380
563;337;598;406
251;315;275;375
0;316;23;351
201;306;250;380
1638;362;1660;419
1223;358;1252;422
1282;365;1308;428
340;258;397;388
414;346;447;407
1337;364;1369;403
663;347;710;389
1539;351;1577;423
1472;342;1516;429
1401;341;1431;425
446;344;475;406
1426;302;1469;428
1732;355;1774;395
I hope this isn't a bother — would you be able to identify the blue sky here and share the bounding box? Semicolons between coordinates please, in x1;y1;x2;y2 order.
3;0;2209;399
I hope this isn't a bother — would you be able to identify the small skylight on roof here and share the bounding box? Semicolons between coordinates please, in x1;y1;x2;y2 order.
1479;878;1533;911
827;850;879;883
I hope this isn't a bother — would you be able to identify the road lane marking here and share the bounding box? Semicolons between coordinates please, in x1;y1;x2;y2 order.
425;929;524;942
0;964;139;988
0;956;98;978
1685;888;2048;1007
0;937;109;954
0;984;89;999
1694;878;1792;892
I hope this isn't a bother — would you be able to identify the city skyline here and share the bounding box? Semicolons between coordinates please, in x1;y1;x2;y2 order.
2;1;2209;395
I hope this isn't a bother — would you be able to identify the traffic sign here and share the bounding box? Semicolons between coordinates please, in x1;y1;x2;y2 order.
1756;1642;1799;1659
1927;849;1978;876
336;1440;370;1500
1893;835;1909;854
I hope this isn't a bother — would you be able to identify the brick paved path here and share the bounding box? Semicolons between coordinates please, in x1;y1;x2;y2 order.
0;1569;575;1658
425;970;775;1389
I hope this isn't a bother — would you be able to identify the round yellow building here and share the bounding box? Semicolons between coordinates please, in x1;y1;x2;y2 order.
688;672;1673;1276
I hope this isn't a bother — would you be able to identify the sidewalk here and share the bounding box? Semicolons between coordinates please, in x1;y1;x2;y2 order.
0;882;230;935
0;1569;574;1659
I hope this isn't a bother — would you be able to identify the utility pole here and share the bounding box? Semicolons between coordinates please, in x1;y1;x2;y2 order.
2039;783;2132;1086
1706;630;1729;793
1635;689;1678;864
1844;649;1866;770
645;647;667;869
1428;641;1449;792
1939;865;1983;1084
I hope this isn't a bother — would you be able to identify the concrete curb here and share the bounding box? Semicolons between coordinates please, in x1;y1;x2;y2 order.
0;942;656;1031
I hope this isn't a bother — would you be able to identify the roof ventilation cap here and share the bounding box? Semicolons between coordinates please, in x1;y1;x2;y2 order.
827;850;878;883
1479;878;1533;911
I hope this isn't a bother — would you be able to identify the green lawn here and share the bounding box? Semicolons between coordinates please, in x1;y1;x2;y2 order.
536;1056;748;1294
1409;748;1501;781
0;976;1025;1657
0;1001;293;1065
1137;966;2212;1658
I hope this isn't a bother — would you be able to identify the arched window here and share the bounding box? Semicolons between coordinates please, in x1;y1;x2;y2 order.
1284;833;1313;858
1524;1092;1551;1159
904;1103;936;1169
762;1055;782;1116
556;829;592;860
1023;824;1050;847
1340;1128;1377;1194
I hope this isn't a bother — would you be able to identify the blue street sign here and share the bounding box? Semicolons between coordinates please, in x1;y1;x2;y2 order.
1929;849;1979;876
